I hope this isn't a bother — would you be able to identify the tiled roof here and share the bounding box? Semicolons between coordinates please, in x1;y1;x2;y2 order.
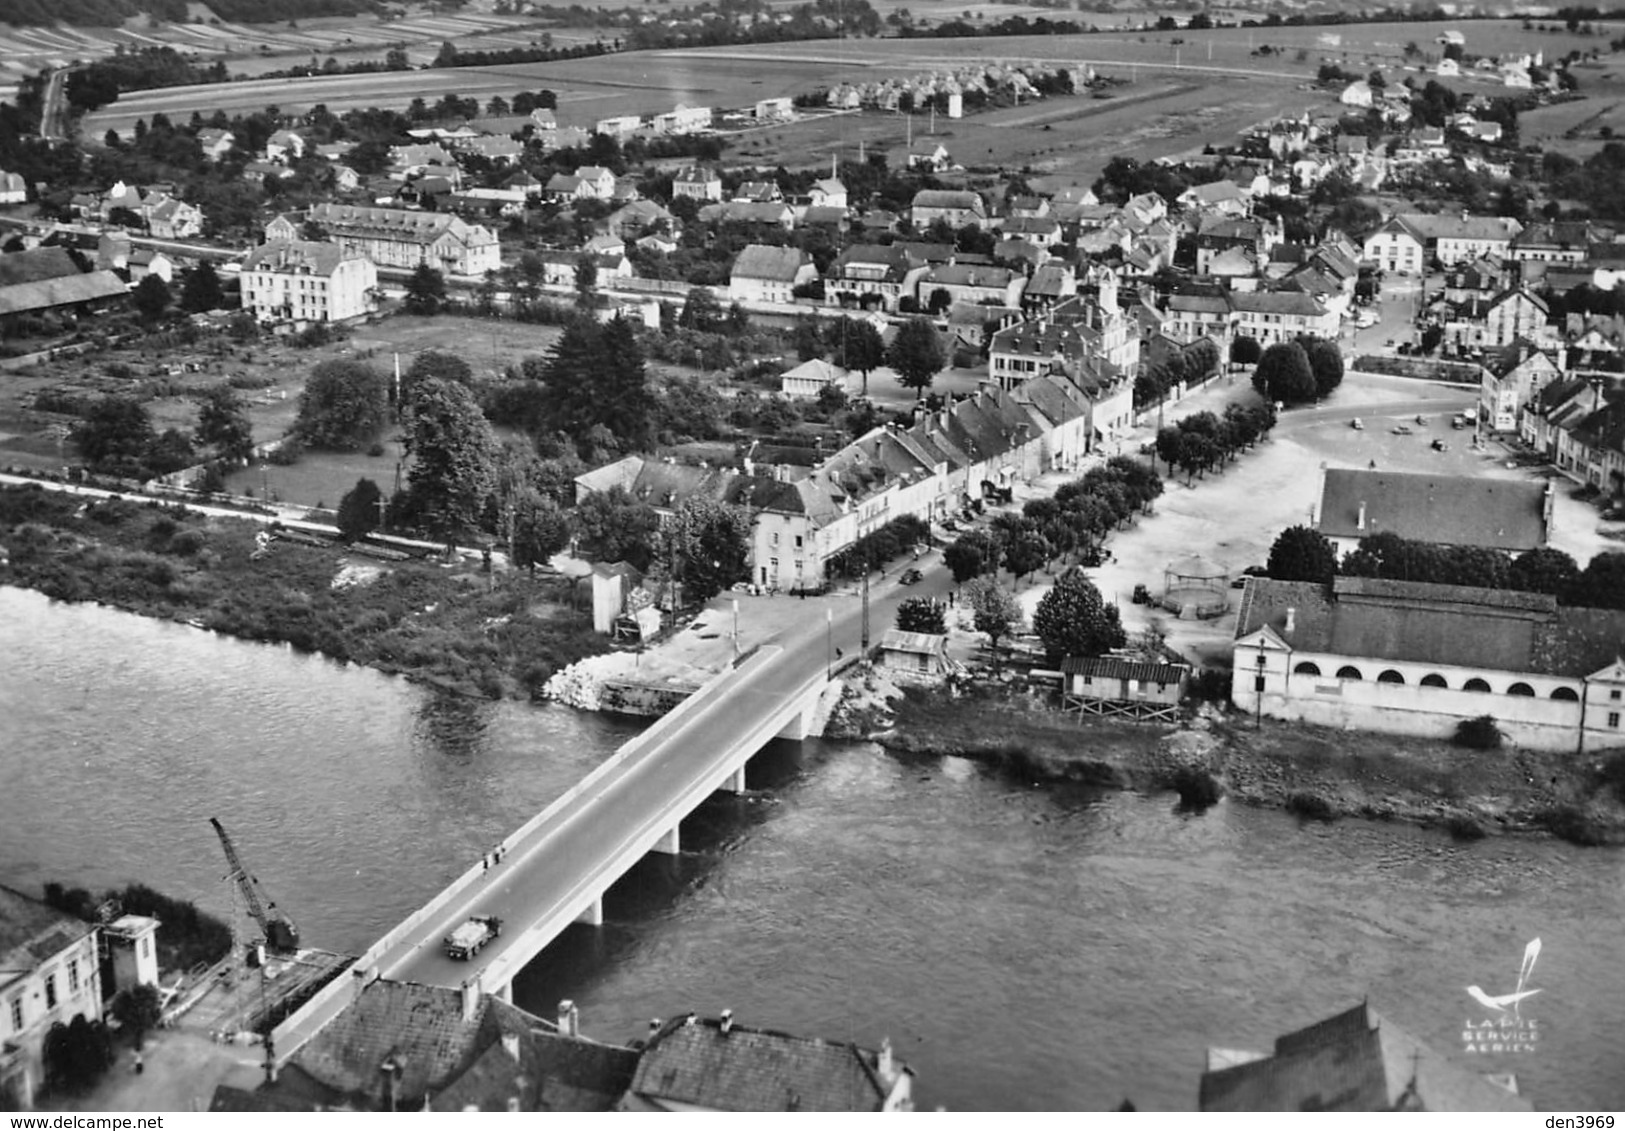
1059;656;1188;681
731;243;811;282
0;246;81;287
289;980;491;1106
1395;212;1521;243
1236;576;1625;678
0;883;93;983
243;240;353;276
1200;1002;1530;1111
307;203;492;249
429;1028;638;1112
1318;469;1548;550
926;263;1016;289
628;1015;903;1111
879;629;946;654
1230;290;1327;316
0;269;128;317
911;189;984;213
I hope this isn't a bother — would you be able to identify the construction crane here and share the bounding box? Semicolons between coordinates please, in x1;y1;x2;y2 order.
209;817;301;954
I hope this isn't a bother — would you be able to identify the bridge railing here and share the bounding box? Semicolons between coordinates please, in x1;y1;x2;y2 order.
270;646;785;1064
476;657;830;991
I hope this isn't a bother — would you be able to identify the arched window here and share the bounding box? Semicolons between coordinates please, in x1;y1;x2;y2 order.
1420;674;1449;688
1463;677;1492;693
1507;682;1535;697
1377;669;1405;684
1293;661;1321;676
1552;687;1579;702
1336;665;1363;680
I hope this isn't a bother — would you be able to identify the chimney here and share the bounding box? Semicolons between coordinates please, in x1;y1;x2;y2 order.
502;1033;521;1062
380;1058;402;1112
460;977;480;1022
720;1009;734;1034
557;999;579;1038
1357;500;1367;531
506;1096;521;1113
649;1018;663;1038
1285;607;1296;635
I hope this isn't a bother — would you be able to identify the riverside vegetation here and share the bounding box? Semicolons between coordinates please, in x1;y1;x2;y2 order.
0;484;602;700
867;683;1625;846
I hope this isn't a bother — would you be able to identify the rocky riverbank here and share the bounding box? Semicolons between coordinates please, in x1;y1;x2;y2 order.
858;683;1625;846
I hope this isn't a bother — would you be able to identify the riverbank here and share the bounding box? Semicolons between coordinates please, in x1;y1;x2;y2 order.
866;684;1625;846
0;483;603;700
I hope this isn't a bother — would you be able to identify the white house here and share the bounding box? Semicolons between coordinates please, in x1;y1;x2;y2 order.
240;240;378;324
1;885;105;1109
1233;576;1625;752
729;244;816;305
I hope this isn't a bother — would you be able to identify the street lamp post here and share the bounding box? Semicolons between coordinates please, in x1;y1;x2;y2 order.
732;598;740;658
1255;648;1267;729
826;606;833;680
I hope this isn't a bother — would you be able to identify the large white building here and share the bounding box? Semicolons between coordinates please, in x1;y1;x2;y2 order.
270;204;500;277
1233;576;1625;751
1;886;104;1109
241;240;378;324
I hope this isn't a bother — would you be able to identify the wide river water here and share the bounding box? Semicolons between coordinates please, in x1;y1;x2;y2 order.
2;586;1621;1111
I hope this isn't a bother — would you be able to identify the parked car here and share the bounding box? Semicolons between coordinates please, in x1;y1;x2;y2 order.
1432;439;1449;452
1351;418;1364;430
1391;424;1413;435
1131;583;1151;604
899;568;923;585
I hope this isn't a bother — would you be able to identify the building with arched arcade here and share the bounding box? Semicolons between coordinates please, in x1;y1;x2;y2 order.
1231;576;1625;752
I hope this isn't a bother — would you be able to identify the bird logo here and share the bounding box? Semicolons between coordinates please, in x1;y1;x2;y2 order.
1466;938;1542;1019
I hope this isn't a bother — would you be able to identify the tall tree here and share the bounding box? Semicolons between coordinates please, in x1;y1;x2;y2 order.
1032;566;1126;663
336;477;384;542
1569;551;1625;609
510;487;570;575
887;316;946;400
403;262;447;316
534;315;655;454
295;359;390;451
73;396;154;475
1252;340;1316;405
195;385;254;462
963;576;1022;668
403;378;500;552
1509;545;1579;597
1267;525;1338;583
131;274;171;323
833;318;886;395
1301;336;1345;400
670;495;752;603
180;260;224;313
571;485;658;570
402;350;475;405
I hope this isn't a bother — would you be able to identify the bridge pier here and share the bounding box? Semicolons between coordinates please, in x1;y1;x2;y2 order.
652;825;681;854
718;766;747;794
490;980;512;1004
575;897;603;927
774;680;826;741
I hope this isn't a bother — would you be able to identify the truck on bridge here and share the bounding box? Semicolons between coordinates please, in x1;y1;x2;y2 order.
443;916;502;960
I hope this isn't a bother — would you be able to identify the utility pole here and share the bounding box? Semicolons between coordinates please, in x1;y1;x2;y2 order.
860;569;871;663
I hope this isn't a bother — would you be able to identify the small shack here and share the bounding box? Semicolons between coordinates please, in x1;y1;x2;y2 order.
590;561;642;634
877;629;951;680
780;357;847;399
1061;655;1189;721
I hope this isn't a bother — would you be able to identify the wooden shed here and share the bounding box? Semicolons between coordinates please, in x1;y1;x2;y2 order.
1061;656;1189;721
877;629;951;679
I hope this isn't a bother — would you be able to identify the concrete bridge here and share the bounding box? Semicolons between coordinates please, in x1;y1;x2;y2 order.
270;640;844;1062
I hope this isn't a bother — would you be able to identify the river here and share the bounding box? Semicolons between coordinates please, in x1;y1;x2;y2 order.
2;586;1621;1111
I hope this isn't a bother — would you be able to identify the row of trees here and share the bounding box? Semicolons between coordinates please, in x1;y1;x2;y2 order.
943;457;1165;585
1266;526;1625;610
1134;337;1220;410
826;514;932;579
1151;402;1279;483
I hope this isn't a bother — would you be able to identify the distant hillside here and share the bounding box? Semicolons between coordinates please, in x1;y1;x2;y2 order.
2;0;376;27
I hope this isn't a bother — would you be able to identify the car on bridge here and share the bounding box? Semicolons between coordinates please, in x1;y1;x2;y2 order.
443;915;502;960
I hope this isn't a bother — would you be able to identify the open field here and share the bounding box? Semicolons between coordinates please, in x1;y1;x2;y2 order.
737;75;1332;181
1521;58;1625;159
75;19;1600;139
0;8;557;95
